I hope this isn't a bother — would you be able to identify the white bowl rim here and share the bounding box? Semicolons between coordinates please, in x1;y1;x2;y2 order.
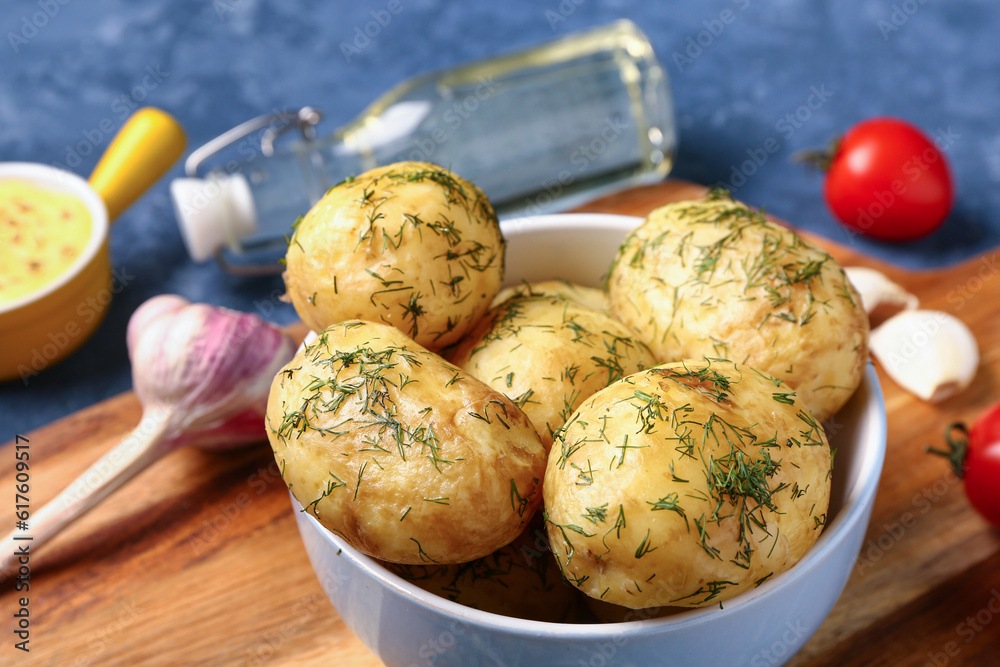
0;162;109;314
299;211;889;635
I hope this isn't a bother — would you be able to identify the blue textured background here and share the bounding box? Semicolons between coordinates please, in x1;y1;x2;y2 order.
3;0;998;432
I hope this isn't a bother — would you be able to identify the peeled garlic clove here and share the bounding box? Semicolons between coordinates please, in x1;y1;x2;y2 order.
844;266;919;319
869;309;978;402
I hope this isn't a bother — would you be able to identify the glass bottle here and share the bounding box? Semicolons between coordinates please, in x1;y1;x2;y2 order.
170;19;676;274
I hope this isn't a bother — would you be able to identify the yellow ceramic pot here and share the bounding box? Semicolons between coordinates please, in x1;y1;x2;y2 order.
0;108;185;383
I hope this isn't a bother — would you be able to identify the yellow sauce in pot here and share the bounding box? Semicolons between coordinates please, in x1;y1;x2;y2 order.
0;179;92;304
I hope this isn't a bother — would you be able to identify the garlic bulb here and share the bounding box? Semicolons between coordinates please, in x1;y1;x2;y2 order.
844;266;918;318
1;295;296;576
127;294;297;450
869;309;979;402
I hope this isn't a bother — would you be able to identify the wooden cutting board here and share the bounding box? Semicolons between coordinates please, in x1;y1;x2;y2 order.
3;180;1000;666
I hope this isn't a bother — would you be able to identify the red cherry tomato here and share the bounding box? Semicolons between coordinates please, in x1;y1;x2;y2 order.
930;402;1000;528
821;117;954;242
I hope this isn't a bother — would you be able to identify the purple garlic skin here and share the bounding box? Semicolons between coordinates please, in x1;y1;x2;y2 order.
126;294;297;452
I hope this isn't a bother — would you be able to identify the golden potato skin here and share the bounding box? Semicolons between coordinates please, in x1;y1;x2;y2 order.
492;280;610;313
267;320;546;564
284;162;504;350
450;295;656;449
385;517;584;622
606;192;868;421
544;359;831;609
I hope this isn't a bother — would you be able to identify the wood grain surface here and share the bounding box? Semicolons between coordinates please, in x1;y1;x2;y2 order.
2;181;999;666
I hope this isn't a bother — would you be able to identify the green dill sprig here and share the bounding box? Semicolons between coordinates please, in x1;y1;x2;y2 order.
634;529;658;558
772;391;796;405
544;510;595;565
582;503;608;525
598;505;628;555
510;478;531;517
673;579;739;605
571;459;597;486
647;492;688;529
410;537;438;563
698;411;781;558
655;359;737;404
302;472;347;516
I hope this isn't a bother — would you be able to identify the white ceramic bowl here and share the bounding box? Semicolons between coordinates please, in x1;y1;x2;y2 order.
291;213;887;667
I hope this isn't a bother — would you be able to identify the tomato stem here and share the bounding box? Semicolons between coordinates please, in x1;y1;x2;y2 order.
926;422;969;479
791;137;841;172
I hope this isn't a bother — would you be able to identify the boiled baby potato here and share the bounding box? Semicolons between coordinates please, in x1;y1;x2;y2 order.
492;279;610;313
544;358;831;609
450;295;656;448
283;161;504;351
266;320;546;564
386;517;584;622
606;190;868;421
